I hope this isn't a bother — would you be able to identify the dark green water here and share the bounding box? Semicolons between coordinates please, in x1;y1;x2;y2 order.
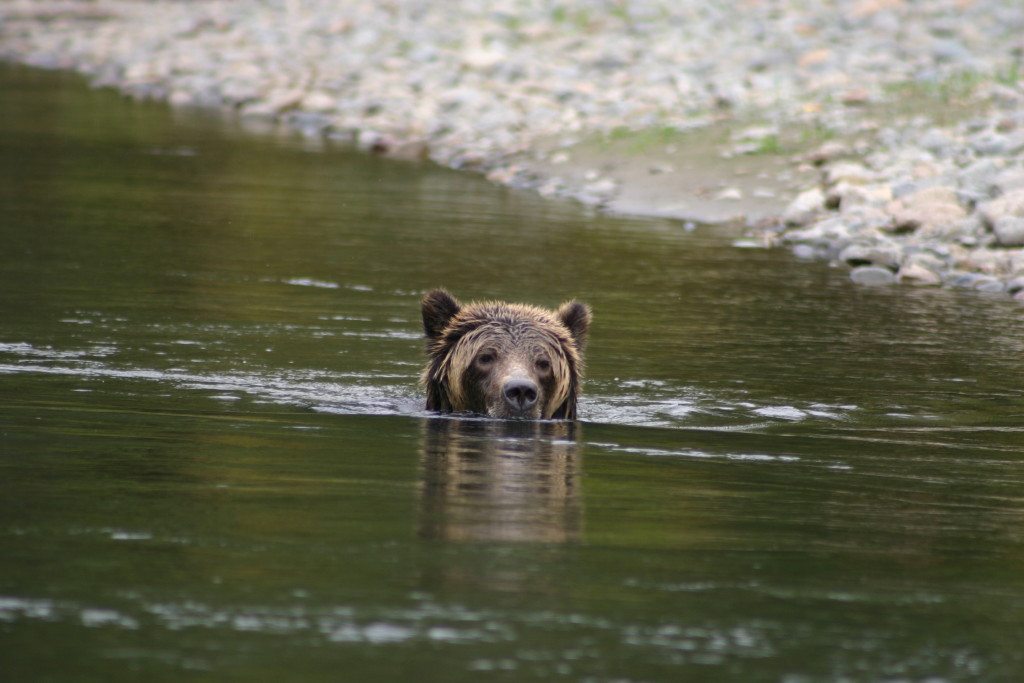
2;64;1024;681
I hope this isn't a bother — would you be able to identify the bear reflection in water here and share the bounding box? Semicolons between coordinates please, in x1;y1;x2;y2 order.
418;417;582;543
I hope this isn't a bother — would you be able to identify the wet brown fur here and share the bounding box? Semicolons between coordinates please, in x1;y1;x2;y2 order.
421;290;591;420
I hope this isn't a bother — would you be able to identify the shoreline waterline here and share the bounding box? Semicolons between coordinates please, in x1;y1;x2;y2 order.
3;0;1023;300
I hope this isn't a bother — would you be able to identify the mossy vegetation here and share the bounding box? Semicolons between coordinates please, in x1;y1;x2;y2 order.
880;65;1021;124
589;116;839;159
602;124;690;152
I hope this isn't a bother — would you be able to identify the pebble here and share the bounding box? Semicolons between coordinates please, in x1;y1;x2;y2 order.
973;276;1006;293
903;250;949;273
302;91;337;113
1007;277;1024;295
850;266;896;286
993;217;1024;247
806;141;849;166
782;188;825;226
931;39;974;64
356;129;392;154
828;182;891;210
993;169;1024;195
838;242;901;270
970;131;1013;156
825;162;875;186
957;158;1003;201
887;186;967;235
897;263;942;286
918;128;956;156
243;89;303;117
946;271;982;289
791;244;818;260
582;178;618;200
980;189;1024;227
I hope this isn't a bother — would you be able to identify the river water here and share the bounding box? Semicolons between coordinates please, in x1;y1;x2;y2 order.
2;64;1024;681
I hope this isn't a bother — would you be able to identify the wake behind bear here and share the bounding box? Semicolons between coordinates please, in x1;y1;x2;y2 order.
420;289;591;420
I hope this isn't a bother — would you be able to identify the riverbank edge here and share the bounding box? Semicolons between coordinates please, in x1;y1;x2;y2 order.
0;52;809;228
3;3;1024;303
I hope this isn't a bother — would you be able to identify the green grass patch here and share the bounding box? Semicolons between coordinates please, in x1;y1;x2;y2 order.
884;68;1004;104
995;62;1021;86
879;67;1017;126
752;134;782;155
601;125;689;152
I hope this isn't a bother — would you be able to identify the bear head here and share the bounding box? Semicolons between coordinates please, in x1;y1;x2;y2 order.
420;289;591;420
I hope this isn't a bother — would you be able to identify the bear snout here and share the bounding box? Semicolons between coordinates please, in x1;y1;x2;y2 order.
502;378;539;413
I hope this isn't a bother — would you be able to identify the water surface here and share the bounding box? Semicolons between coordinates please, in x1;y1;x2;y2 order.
2;64;1024;681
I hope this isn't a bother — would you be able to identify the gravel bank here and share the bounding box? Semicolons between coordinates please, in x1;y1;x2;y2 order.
765;93;1024;301
3;0;1024;298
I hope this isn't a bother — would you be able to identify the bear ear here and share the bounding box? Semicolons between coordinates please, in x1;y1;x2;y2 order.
557;300;592;349
422;289;462;339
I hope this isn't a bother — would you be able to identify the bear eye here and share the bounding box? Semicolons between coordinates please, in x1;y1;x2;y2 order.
476;351;496;366
535;358;551;372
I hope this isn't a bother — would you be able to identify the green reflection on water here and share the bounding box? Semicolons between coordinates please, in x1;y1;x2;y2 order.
2;64;1024;681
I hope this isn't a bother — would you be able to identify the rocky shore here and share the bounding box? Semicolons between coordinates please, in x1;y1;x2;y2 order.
767;102;1024;300
3;0;1024;299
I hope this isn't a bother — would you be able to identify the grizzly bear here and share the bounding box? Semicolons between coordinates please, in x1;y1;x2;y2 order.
420;289;591;420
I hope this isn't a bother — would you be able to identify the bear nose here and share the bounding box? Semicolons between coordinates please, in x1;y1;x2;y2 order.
503;378;539;411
